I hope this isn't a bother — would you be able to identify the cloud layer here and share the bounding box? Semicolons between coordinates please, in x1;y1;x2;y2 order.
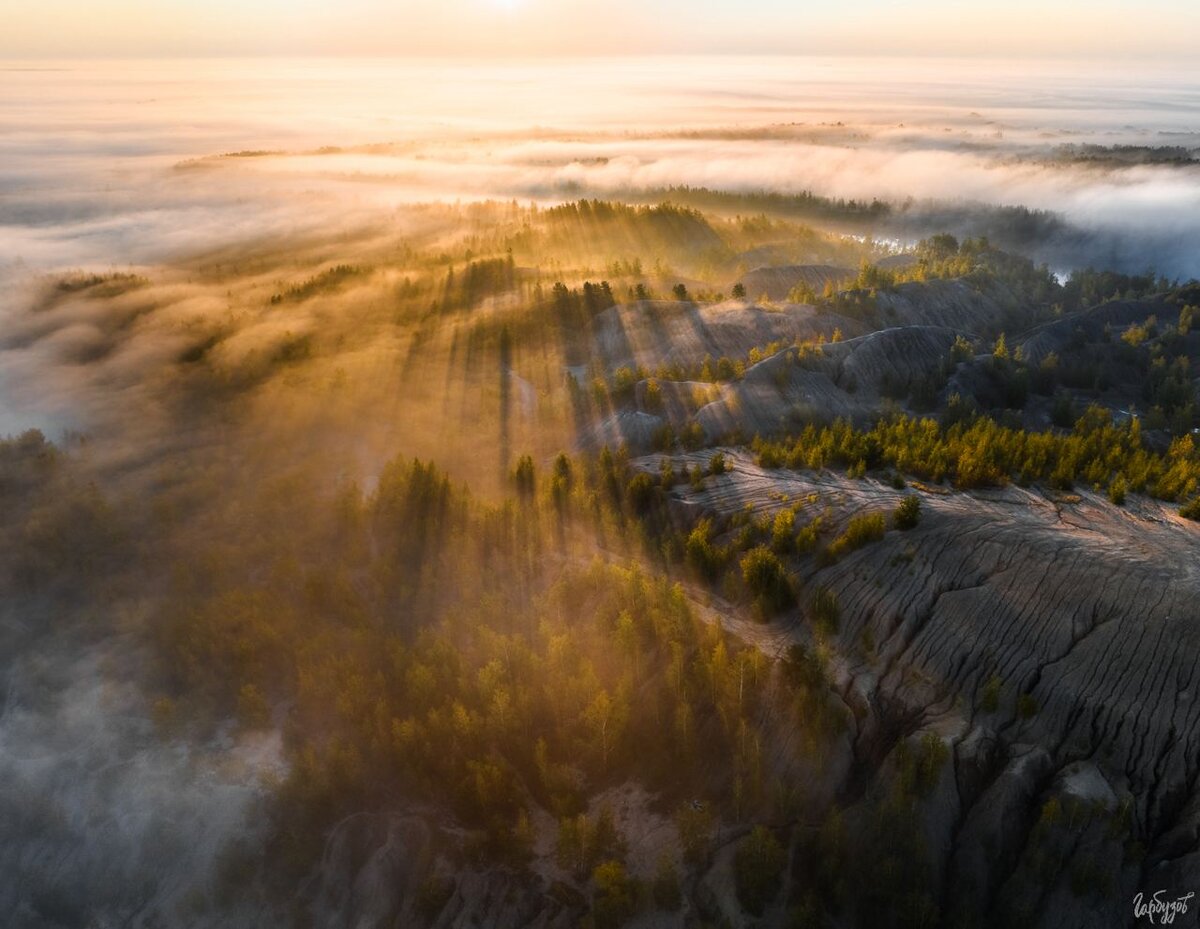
2;58;1198;284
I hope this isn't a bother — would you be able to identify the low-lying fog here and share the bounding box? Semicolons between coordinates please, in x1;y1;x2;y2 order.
2;56;1199;276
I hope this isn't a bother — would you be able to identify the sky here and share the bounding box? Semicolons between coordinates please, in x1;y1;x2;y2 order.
4;0;1200;59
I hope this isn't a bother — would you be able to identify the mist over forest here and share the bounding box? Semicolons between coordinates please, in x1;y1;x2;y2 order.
3;56;1200;929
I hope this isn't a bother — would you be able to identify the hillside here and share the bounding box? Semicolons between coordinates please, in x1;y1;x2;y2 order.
3;195;1199;929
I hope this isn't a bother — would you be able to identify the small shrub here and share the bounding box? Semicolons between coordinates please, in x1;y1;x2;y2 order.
894;494;921;530
949;334;975;363
822;511;886;563
643;378;664;413
611;366;638;397
733;825;786;916
626;472;657;513
551;453;573;512
809;586;840;635
685;520;724;581
741;546;794;617
592;860;636;929
512;455;536;497
783;643;827;692
679;421;705;451
795;515;824;553
770;508;796;554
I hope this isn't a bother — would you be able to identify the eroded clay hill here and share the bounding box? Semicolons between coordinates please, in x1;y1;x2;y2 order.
633;448;1200;928
733;265;853;303
694;326;965;437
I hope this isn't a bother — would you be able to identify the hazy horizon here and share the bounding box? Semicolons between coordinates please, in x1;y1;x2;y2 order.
6;0;1200;58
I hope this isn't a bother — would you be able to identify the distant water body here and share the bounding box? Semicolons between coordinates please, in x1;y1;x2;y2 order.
1;56;1198;272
